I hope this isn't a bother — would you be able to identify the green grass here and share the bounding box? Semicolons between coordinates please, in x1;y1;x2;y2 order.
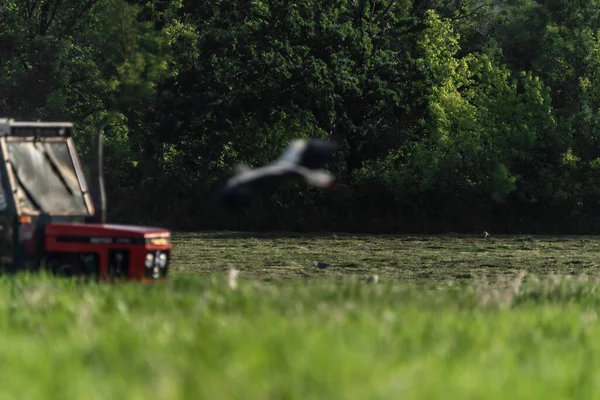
171;232;600;280
5;233;600;399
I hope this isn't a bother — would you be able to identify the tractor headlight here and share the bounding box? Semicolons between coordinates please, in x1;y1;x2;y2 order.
144;253;154;269
157;252;168;268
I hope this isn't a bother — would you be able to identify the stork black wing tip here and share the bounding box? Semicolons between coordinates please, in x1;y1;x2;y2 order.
313;138;341;155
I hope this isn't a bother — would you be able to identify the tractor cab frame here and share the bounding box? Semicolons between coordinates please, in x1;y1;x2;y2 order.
0;118;172;282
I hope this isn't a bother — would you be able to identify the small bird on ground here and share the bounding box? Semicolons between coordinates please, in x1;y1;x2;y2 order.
215;138;340;211
313;261;332;269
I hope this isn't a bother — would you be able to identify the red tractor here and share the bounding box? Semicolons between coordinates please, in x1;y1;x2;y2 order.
0;118;172;282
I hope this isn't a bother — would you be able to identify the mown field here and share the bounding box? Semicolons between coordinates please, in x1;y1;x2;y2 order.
4;233;600;399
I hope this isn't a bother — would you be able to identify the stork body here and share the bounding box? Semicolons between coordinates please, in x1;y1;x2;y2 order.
216;138;339;211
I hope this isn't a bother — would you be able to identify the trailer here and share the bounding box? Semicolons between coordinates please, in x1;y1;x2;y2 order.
0;118;171;282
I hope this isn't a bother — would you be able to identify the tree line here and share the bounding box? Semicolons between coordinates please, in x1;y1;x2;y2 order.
1;0;600;233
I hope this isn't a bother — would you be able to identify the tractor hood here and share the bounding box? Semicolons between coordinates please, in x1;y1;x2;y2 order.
45;223;171;244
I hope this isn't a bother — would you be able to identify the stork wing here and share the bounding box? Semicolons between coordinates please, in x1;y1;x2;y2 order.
296;139;340;169
278;139;307;164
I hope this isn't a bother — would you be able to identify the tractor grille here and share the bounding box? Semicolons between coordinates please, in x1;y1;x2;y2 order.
109;249;130;278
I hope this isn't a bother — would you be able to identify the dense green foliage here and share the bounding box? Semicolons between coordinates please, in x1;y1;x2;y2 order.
3;0;600;232
0;234;600;398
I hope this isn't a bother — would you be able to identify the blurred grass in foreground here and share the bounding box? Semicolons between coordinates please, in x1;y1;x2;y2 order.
1;233;600;399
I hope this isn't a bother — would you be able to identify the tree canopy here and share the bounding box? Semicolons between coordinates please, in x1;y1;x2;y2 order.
2;0;600;233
